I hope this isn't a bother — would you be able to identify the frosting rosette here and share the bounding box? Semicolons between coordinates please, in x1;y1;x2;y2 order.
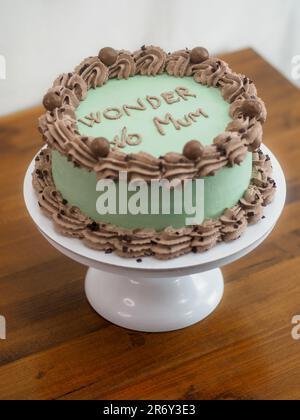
240;185;264;224
75;57;108;89
213;132;248;166
166;49;205;78
220;73;257;103
230;97;267;123
134;45;167;76
227;116;263;152
220;205;248;242
196;144;228;177
191;220;221;253
53;73;88;101
108;51;136;80
39;107;78;154
193;59;229;87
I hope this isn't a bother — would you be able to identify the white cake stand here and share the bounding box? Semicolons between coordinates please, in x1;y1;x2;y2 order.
24;145;286;332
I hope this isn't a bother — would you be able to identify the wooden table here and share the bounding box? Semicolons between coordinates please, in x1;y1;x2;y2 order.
0;48;299;401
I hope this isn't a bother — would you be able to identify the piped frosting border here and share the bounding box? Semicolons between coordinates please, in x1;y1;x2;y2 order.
38;45;267;182
32;148;276;260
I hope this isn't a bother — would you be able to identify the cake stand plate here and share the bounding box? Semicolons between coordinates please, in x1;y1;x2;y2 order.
24;145;286;332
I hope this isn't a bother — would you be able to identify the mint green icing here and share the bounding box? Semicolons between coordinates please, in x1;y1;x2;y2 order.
75;74;232;156
52;150;252;230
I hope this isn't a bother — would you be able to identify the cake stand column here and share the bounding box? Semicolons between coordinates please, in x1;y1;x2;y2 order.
85;267;224;332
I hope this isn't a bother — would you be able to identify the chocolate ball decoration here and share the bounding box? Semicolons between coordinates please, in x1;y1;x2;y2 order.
190;47;209;64
183;140;204;161
91;137;110;158
240;99;262;119
42;91;62;111
98;47;118;66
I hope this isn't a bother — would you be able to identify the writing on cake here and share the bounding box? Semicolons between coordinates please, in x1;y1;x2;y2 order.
77;86;209;149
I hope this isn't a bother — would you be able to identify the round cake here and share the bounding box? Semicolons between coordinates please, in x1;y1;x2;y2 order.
33;45;276;259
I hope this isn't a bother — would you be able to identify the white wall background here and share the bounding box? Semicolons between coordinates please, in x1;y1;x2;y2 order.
0;0;300;116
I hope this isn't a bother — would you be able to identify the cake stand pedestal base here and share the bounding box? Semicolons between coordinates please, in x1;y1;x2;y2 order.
85;267;224;332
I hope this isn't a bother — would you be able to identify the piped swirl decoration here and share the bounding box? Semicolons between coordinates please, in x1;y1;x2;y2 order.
220;73;257;103
166;49;194;78
213;132;248;166
33;147;276;260
74;56;108;89
39;45;269;181
38;106;79;154
134;45;167;76
108;50;136;80
193;59;230;87
53;73;88;101
166;47;209;78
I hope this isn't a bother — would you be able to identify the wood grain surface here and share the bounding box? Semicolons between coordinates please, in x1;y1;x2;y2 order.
0;48;299;400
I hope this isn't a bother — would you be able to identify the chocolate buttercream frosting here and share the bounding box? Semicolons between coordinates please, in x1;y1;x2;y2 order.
252;170;276;206
230;97;267;123
38;186;64;217
193;59;229;87
163;153;197;181
166;50;191;77
220;205;248;242
252;150;273;176
53;73;88;101
39;106;79;154
196;144;228;176
53;205;91;238
126;152;161;182
33;150;54;192
95;151;162;182
240;185;264;224
191;220;221;253
94;150;128;179
65;136;98;171
109;50;136;80
227;116;263;152
220;73;257;103
213;132;248;166
166;49;206;78
134;45;167;76
45;86;80;109
74;57;108;89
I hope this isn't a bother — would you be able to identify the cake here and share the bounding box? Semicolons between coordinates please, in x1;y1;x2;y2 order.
33;45;276;260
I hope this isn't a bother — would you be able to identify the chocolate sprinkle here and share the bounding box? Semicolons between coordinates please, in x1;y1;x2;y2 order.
122;235;132;243
87;222;100;232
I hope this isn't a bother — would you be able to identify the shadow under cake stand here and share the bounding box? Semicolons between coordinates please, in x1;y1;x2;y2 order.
24;145;286;332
